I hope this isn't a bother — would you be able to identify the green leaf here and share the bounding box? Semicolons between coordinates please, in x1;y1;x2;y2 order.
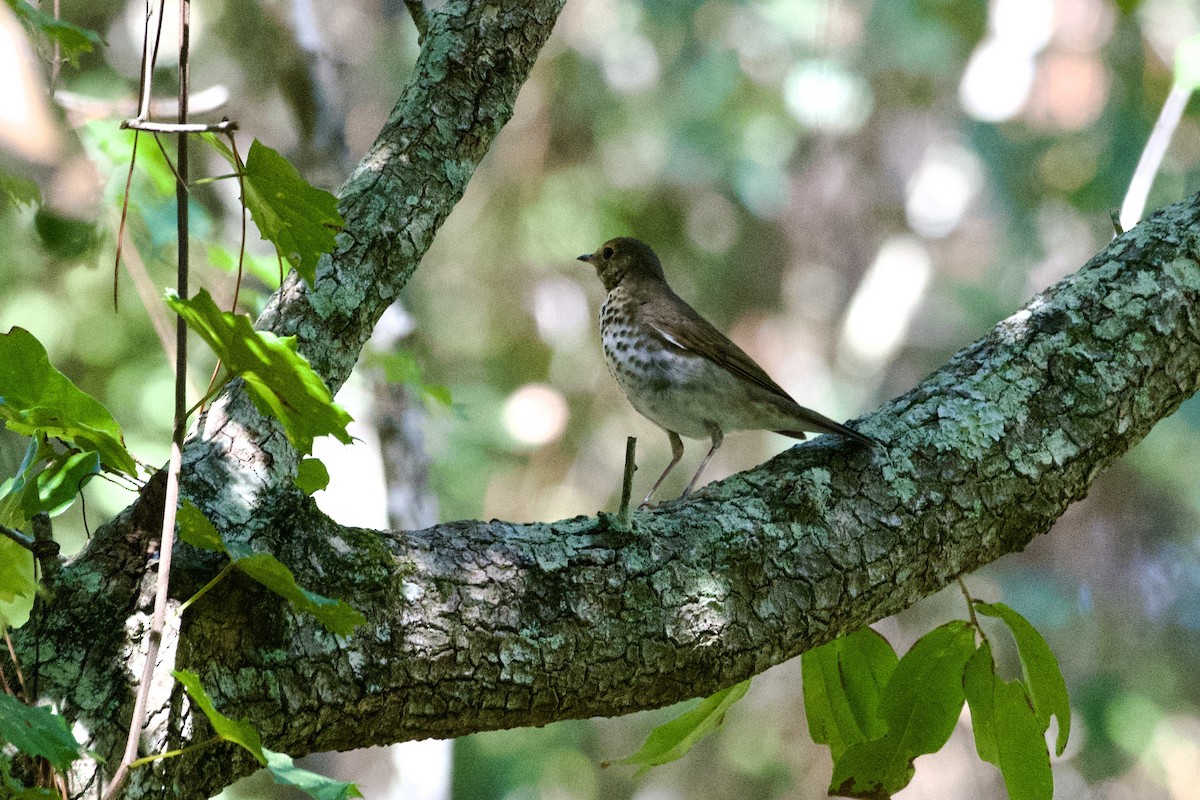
1175;34;1200;90
0;538;36;628
803;626;897;761
82;118;175;197
0;693;83;772
609;679;750;772
0;327;137;476
166;289;353;454
0;172;41;209
8;0;103;65
265;749;363;800
34;18;100;62
423;383;452;407
177;500;362;634
234;553;365;636
179;494;361;633
198;131;238;164
21;450;99;518
830;620;976;798
295;458;330;494
964;642;1054;800
964;645;1000;763
33;208;102;262
0;436;43;528
0;472;35;623
177;500;227;553
240;139;343;286
372;349;423;385
0;490;22;531
975;601;1071;755
172;670;267;765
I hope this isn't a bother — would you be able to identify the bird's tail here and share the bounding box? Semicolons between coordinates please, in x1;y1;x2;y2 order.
775;411;881;449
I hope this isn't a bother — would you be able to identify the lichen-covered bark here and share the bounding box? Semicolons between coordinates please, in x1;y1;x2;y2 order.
10;0;1200;795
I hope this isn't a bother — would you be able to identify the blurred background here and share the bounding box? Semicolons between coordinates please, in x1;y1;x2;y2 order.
3;0;1200;797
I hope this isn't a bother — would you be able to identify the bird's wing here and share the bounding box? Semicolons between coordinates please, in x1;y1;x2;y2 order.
641;288;795;401
640;287;880;447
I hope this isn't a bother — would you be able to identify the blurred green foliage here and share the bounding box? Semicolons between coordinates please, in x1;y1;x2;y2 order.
4;0;1200;798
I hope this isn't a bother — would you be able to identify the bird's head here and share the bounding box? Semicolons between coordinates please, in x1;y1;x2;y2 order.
577;237;666;291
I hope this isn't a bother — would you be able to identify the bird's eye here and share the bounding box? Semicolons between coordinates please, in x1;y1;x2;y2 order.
602;246;614;259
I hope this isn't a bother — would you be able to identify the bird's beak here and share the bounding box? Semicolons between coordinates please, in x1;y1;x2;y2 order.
577;253;593;263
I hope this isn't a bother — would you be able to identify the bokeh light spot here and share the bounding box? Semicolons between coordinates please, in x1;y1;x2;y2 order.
783;60;873;133
838;236;932;369
602;34;660;94
531;278;589;345
905;144;983;239
503;384;569;447
959;40;1037;122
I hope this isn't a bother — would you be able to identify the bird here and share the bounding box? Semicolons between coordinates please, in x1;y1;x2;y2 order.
578;237;879;507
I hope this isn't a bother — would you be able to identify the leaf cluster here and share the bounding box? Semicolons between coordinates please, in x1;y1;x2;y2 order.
606;600;1069;800
0;328;139;625
166;289;353;455
803;602;1070;800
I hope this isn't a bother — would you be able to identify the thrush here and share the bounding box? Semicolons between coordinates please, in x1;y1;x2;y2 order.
578;237;879;507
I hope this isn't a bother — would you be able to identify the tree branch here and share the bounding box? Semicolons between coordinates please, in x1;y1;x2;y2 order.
403;0;429;44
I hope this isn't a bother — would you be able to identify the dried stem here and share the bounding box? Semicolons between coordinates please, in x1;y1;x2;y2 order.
617;436;637;526
104;2;192;797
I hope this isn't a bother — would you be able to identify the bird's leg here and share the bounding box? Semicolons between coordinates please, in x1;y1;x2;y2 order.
640;431;685;508
682;425;723;498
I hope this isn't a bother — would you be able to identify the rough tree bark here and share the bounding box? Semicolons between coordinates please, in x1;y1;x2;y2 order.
9;0;1200;798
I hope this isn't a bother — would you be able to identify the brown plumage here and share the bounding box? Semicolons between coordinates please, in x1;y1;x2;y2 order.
579;236;879;506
